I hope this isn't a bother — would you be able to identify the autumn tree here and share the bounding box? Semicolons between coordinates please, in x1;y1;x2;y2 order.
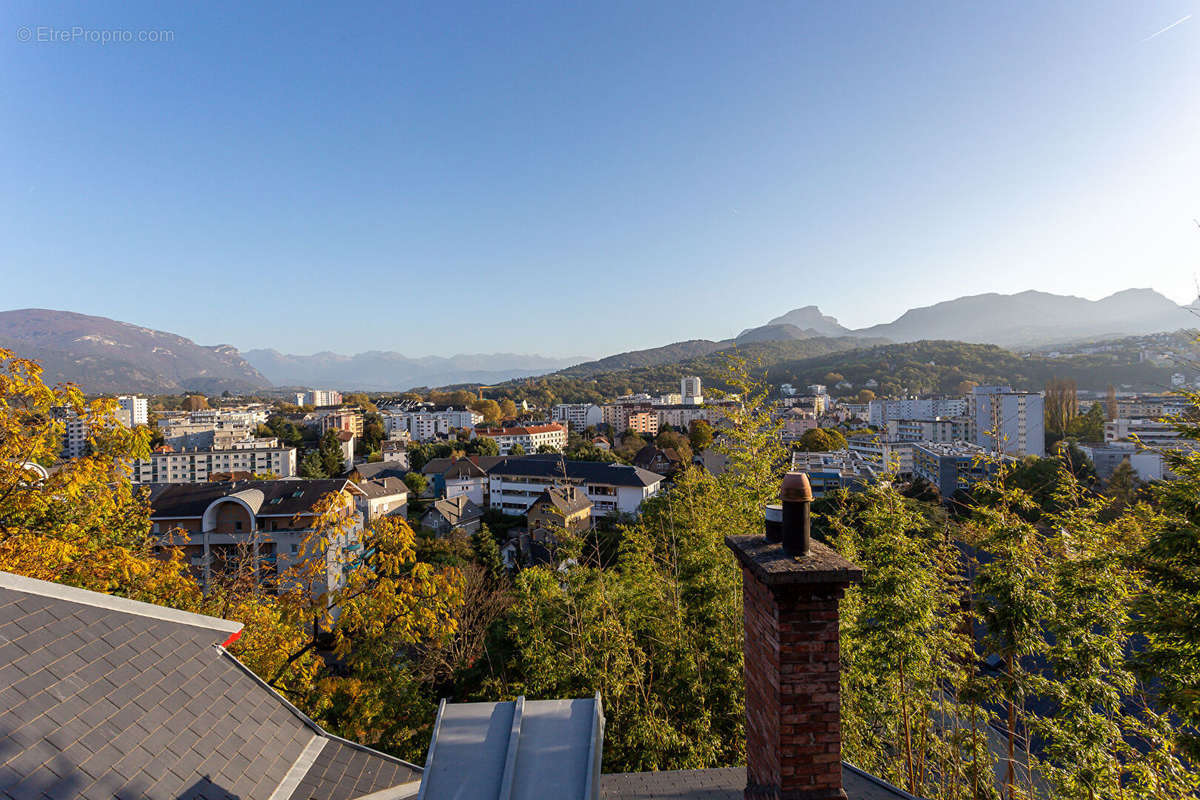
498;398;518;420
470;398;502;425
796;427;848;452
182;394;210;411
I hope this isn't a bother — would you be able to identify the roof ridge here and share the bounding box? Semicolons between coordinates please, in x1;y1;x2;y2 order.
0;571;242;634
216;647;425;775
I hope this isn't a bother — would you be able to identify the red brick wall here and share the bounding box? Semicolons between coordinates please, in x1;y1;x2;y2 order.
742;565;846;800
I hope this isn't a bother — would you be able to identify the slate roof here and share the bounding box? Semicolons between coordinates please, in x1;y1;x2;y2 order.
354;477;408;499
601;765;918;799
487;456;664;488
443;459;487;480
424;496;483;527
351;462;409;482
0;571;420;800
531;486;593;516
147;479;354;519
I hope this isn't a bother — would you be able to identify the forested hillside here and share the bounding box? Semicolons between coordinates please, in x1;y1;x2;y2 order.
484;339;1181;405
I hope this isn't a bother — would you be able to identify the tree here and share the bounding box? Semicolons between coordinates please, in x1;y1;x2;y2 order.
688;419;714;451
467;436;500;456
499;399;518;420
1136;390;1200;758
825;483;983;797
854;389;876;404
535;444;560;454
654;429;693;463
1105;459;1140;510
1045;377;1078;439
796;427;847;452
510;444;526;456
403;471;428;496
1066;403;1105;442
182;394;209;411
0;349;190;604
299;449;327;478
319;430;346;476
470;398;502;425
823;372;845;385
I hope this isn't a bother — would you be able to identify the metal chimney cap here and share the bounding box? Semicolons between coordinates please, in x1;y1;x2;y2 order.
780;471;813;503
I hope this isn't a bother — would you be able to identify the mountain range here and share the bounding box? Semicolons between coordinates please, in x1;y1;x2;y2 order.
1;288;1195;393
242;349;583;391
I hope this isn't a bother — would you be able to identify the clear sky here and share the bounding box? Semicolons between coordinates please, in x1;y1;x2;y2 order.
2;1;1197;358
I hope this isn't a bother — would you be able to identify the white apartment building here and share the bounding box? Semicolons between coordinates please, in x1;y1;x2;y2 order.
846;437;914;477
551;403;604;432
1104;418;1187;448
117;396;148;426
476;424;567;455
486;458;663;517
681;376;703;405
295;390;343;408
383;408;483;441
129;445;298;484
868;397;968;426
885;417;975;444
970;386;1045;457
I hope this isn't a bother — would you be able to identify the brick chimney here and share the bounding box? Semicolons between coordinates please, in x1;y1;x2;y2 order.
726;472;862;800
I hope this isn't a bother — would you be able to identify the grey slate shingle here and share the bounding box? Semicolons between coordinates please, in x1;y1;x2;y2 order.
0;572;421;800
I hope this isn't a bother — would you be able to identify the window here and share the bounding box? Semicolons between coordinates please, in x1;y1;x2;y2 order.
234;521;243;531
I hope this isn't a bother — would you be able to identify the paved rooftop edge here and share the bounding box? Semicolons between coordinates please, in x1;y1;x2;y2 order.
724;535;863;586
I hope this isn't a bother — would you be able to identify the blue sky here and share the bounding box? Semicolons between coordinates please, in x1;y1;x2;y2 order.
2;1;1197;358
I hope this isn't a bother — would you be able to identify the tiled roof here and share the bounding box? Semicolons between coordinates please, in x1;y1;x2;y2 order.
601;765;918;799
0;572;419;800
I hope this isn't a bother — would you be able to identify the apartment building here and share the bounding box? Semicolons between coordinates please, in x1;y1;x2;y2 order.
1077;442;1165;482
868;396;968;426
551;403;604;432
316;408;364;437
116;395;148;426
970;385;1045;457
681;376;703;404
789;450;875;497
475;423;567;455
1104;418;1189;448
912;441;1002;499
1115;394;1192;419
148;478;361;595
486;456;663;517
846;436;914;476
885;416;975;443
130;443;298;484
383;408;482;441
295;389;343;407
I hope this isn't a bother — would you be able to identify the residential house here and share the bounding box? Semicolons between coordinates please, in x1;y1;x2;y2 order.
444;458;488;505
632;444;683;476
422;495;484;535
526;485;593;534
353;477;409;522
